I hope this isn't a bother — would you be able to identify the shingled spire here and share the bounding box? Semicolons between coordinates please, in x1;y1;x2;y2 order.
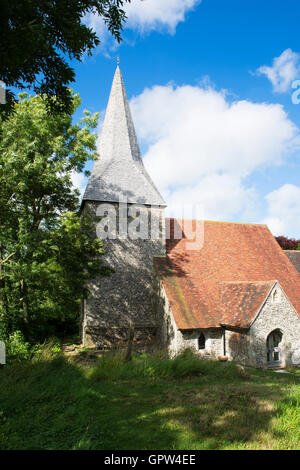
83;66;166;207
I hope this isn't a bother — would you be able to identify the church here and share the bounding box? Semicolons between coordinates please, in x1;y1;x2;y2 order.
81;65;300;368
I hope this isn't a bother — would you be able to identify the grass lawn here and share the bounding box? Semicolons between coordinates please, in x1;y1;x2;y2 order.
0;349;299;450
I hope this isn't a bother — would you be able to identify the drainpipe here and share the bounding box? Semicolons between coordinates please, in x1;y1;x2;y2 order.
217;326;228;362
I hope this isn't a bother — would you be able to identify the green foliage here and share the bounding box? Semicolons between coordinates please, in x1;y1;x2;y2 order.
0;328;63;364
275;235;300;250
31;338;63;362
275;387;300;439
0;1;131;116
0;333;64;364
0;93;108;341
0;351;299;450
5;331;32;363
90;349;248;381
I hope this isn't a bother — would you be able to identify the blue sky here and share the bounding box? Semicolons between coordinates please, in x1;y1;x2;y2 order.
72;0;300;237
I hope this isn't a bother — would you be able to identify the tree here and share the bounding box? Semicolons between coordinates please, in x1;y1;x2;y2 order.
0;0;131;116
275;236;300;250
0;92;109;341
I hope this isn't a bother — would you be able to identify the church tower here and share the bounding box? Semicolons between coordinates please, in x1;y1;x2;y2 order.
81;65;166;348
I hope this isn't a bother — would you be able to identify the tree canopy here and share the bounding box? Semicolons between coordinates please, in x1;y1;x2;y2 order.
0;0;131;116
0;92;110;341
275;236;300;250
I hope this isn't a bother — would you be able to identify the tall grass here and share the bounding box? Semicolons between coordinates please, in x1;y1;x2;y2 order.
0;345;298;450
275;387;300;444
89;349;247;381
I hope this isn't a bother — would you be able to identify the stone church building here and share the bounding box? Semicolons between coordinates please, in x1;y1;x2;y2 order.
81;65;300;368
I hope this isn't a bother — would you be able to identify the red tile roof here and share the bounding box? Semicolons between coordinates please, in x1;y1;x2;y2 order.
154;219;300;330
219;281;275;329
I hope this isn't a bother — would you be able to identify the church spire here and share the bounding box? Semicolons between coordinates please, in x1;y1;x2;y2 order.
83;66;166;207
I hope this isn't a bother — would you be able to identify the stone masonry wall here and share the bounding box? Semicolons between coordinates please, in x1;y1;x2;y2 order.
156;274;300;367
225;329;251;365
82;201;165;348
225;283;300;367
248;283;300;367
155;273;223;357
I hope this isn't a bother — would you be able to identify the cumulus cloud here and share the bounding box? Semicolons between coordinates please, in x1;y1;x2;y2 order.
85;0;200;52
84;12;119;55
163;174;257;222
257;48;300;93
130;83;299;222
125;0;200;33
263;184;300;237
71;171;87;199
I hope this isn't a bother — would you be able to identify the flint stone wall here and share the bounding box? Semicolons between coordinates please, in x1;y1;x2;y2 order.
82;201;165;348
225;329;250;365
248;283;300;367
156;274;300;367
225;283;300;367
154;272;223;357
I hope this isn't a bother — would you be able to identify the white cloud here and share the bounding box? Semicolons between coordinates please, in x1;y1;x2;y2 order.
263;184;300;237
71;171;87;199
130;83;299;222
257;48;300;93
125;0;200;33
84;13;118;55
85;0;200;52
164;174;256;221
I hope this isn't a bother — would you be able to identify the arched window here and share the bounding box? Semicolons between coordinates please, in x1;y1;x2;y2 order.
198;332;206;350
267;329;283;363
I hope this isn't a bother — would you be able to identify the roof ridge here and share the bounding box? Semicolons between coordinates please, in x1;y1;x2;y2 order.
219;280;277;285
165;217;267;226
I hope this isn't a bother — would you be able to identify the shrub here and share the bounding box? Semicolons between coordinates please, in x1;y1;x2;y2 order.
5;331;32;363
275;236;300;250
31;338;62;364
0;332;62;364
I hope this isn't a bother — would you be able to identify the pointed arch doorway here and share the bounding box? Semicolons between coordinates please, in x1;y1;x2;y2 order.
267;329;283;366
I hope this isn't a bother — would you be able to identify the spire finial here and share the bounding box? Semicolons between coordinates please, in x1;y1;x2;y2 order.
117;56;120;66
